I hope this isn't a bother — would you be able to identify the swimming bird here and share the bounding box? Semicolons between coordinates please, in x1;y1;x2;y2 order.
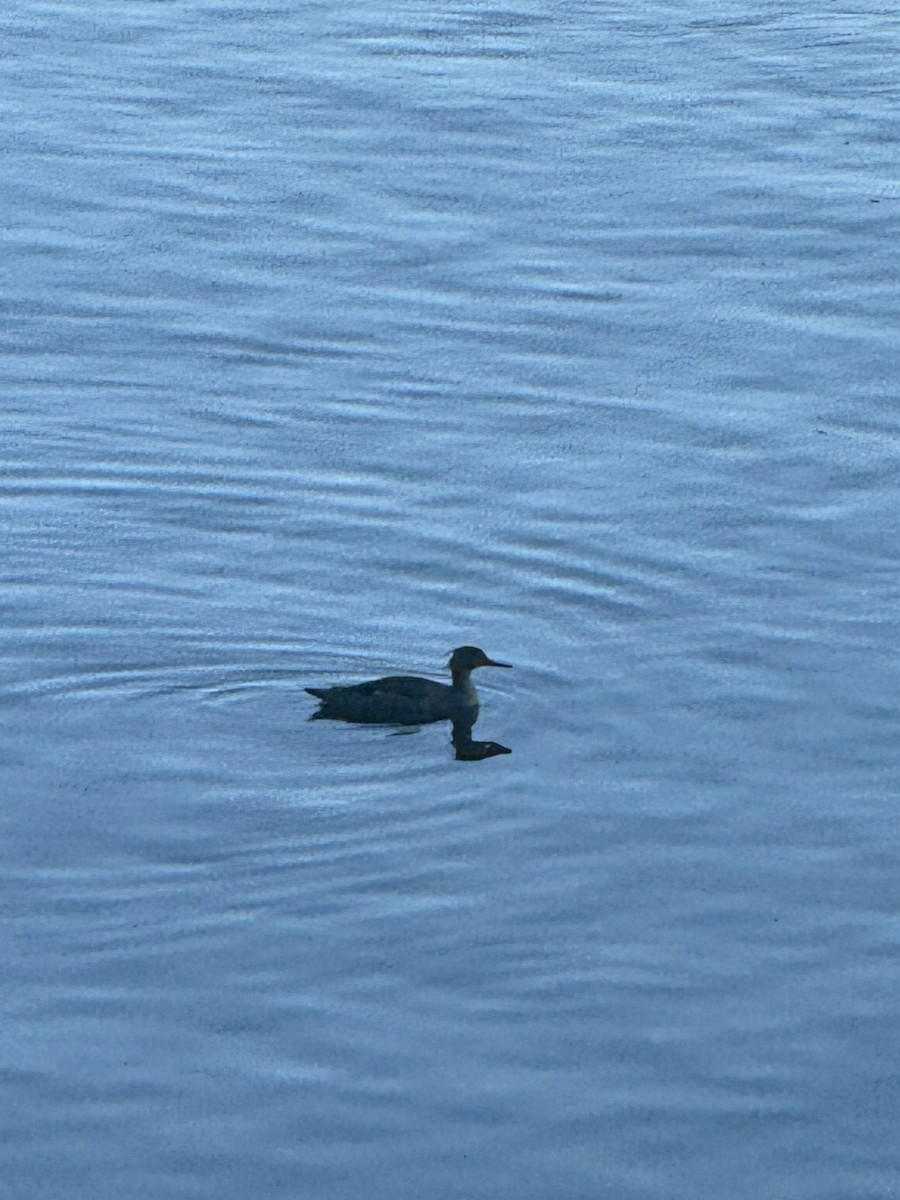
306;646;512;725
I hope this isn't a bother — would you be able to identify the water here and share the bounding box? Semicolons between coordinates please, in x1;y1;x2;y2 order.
3;3;900;1197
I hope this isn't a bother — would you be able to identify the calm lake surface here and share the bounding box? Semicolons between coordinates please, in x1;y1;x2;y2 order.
3;2;900;1197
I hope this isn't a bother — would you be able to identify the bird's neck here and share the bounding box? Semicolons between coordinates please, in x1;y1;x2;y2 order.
451;667;477;701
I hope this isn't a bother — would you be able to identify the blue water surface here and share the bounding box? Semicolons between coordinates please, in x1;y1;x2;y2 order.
2;3;900;1197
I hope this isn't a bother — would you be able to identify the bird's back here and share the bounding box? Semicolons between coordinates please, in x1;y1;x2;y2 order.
306;675;466;724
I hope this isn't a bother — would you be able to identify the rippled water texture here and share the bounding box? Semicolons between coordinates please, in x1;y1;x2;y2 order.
3;3;900;1197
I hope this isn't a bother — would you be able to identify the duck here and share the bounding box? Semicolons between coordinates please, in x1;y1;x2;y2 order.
306;646;512;725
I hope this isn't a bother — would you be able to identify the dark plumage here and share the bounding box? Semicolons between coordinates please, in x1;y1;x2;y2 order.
306;645;511;725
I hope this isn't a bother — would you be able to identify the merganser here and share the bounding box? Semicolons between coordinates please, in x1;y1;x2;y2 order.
306;646;512;725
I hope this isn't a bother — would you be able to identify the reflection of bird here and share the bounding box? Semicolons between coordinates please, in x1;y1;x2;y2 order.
450;715;511;760
455;740;512;760
306;646;512;725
